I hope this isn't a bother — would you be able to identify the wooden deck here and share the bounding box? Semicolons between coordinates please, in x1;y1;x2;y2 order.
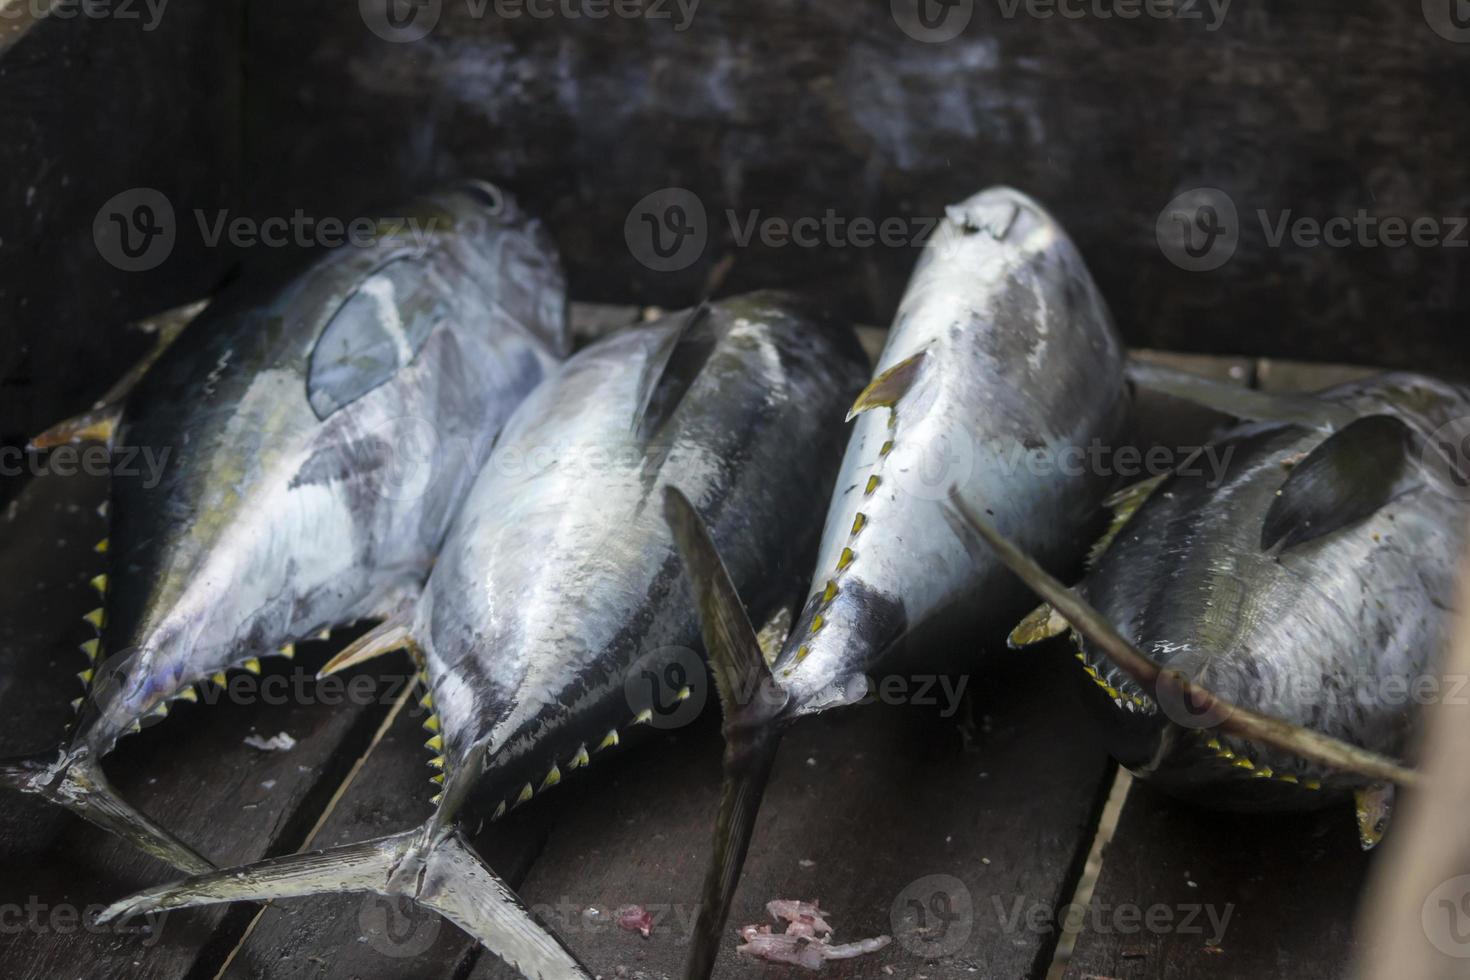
0;314;1382;980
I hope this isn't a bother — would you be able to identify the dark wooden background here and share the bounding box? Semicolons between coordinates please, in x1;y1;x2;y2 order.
4;0;1470;469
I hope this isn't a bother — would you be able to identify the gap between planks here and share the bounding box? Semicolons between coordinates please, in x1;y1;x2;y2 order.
206;673;420;980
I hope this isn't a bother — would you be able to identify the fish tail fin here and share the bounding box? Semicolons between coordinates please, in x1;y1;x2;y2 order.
662;487;788;980
944;490;1421;789
97;824;592;978
0;750;215;874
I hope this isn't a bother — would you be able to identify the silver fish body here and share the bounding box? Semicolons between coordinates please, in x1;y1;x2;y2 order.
773;186;1130;715
8;182;569;870
1074;373;1470;808
97;292;870;978
422;291;867;820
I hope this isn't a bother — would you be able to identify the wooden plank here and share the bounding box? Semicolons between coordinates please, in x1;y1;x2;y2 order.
211;668;553;980
466;647;1112;980
1255;358;1378;393
1062;783;1368;980
0;470;402;980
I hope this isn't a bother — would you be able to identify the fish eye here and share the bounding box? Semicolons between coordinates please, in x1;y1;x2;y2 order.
457;181;503;213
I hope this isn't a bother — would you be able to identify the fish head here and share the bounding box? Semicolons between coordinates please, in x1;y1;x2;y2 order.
415;181;571;359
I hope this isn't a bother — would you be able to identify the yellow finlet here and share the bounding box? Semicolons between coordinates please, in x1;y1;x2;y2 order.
77;668;94;685
1008;603;1071;648
1089;474;1169;565
211;671;228;687
539;765;562;792
851;513;867;536
864;475;881;496
569;745;590;770
425;734;443;752
879;440;895;457
419;690;434;710
148;702;169;719
809;614;825;634
278;643;295;659
598;729;619;751
821;581;838;604
83;608;105;630
429;773;444;785
846;350;928;421
79;639;100;662
94;538;109;554
89;574;108;596
632;708;653;726
676;686;692;702
427;755;446;770
492;801;507;821
242;658;262;675
174;687;198;703
514;783;534;806
794;645;811;663
429;792;443;805
315;628;332;641
29;406;121;450
837;547;855;572
423;714;441;733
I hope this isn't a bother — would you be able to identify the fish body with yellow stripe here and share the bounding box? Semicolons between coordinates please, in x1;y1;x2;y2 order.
664;187;1134;980
97;292;869;979
3;182;570;873
993;369;1470;849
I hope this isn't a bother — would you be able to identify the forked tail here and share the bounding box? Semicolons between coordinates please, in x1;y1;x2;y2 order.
97;824;591;979
662;487;790;980
0;749;215;874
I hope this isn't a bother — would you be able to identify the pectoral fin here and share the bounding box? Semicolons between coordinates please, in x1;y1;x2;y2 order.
846;350;927;421
1009;603;1071;648
1261;415;1420;551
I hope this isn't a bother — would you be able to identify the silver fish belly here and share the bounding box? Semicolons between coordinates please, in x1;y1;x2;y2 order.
5;182;569;871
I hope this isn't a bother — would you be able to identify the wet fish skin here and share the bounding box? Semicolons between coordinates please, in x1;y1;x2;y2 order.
668;187;1133;980
1072;373;1470;807
5;182;569;871
423;292;867;822
771;186;1130;716
97;292;870;977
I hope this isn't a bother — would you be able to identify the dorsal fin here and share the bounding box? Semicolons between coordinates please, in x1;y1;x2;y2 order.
1126;361;1357;431
631;303;717;442
846;350;928;422
1261;415;1419;551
